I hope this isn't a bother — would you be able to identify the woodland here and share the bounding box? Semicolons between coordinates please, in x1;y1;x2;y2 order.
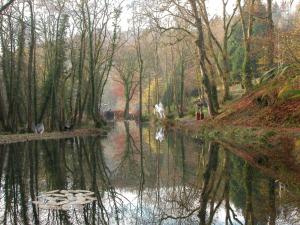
0;0;299;132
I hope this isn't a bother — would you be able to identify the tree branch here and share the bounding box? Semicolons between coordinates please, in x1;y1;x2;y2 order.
0;0;15;15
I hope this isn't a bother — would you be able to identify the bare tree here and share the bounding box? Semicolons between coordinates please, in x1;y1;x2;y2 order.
146;0;218;116
114;47;139;119
83;0;120;127
200;0;238;101
0;0;15;14
266;0;275;68
132;0;144;121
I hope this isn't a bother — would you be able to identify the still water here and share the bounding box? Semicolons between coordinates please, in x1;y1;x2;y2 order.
0;121;300;225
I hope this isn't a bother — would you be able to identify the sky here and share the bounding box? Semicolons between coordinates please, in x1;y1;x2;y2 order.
118;0;300;30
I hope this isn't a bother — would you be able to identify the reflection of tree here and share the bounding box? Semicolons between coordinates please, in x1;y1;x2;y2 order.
2;128;300;224
29;142;39;225
198;142;219;224
0;143;33;224
268;178;276;225
43;140;66;189
244;163;255;225
113;122;140;183
43;140;71;224
135;121;145;223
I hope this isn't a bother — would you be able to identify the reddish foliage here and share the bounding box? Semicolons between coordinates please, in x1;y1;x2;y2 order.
220;92;300;127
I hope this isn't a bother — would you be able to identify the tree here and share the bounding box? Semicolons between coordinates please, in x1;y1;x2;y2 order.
266;0;274;68
188;0;217;116
27;0;36;131
114;48;139;119
83;0;120;127
0;0;15;14
237;0;256;91
200;0;238;101
132;0;144;121
145;0;218;116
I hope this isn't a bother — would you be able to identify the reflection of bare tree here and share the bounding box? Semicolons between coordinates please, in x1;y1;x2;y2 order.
223;150;243;225
87;138;109;224
2;127;300;224
29;142;39;225
158;142;222;224
42;140;67;189
268;178;276;225
42;140;71;224
0;143;34;224
244;164;255;225
137;122;145;223
198;142;219;225
113;122;140;173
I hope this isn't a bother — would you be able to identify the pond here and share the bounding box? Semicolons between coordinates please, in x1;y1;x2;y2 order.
0;121;300;225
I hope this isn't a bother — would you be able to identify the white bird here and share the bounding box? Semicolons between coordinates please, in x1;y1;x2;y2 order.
33;123;44;134
154;102;165;119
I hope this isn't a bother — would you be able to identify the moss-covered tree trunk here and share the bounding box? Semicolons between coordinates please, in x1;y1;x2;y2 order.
238;0;256;92
267;0;274;68
189;0;217;117
27;0;35;132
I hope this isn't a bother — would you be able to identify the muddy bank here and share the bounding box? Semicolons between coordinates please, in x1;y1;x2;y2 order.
0;128;105;145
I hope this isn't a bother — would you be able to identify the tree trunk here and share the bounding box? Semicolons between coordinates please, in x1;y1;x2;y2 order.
27;0;35;131
0;89;7;129
179;56;185;118
211;81;219;111
242;41;253;91
238;0;256;92
222;75;230;102
222;40;231;101
74;31;86;126
189;0;217;117
267;0;274;68
15;15;26;131
124;94;130;120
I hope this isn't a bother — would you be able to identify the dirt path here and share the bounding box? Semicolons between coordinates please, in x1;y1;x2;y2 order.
0;128;104;145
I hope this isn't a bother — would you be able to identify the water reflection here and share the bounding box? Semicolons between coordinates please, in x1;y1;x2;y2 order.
155;128;165;142
0;122;300;224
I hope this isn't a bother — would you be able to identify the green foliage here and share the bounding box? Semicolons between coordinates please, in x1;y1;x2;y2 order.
141;114;150;122
259;65;290;84
229;2;268;84
188;106;196;117
278;89;300;100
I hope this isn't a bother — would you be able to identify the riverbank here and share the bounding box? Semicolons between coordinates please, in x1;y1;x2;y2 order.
172;69;300;144
0;128;105;144
175;117;300;145
172;117;300;185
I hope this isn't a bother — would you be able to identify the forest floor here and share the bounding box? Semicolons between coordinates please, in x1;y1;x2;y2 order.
0;128;104;145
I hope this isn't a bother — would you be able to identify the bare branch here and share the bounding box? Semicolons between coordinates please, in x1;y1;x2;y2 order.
0;0;15;15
